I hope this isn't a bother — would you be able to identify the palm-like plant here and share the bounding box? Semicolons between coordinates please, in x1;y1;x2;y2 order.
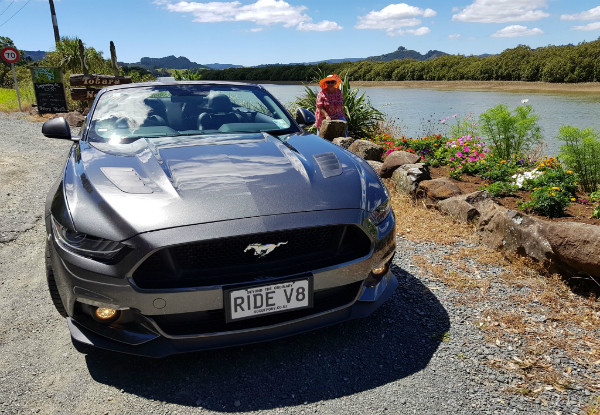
291;70;384;139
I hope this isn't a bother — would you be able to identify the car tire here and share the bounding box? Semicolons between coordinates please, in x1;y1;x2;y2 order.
45;241;67;318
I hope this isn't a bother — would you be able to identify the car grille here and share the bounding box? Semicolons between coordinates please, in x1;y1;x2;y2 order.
132;225;371;289
150;281;363;336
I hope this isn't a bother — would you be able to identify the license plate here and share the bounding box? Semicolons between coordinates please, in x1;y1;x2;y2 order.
225;277;313;322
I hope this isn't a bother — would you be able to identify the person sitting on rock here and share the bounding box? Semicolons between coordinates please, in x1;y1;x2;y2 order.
315;74;347;136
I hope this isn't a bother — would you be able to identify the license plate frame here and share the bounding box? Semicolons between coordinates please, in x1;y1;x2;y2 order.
224;276;313;323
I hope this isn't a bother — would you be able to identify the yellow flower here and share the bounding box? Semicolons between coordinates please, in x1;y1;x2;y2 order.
566;170;573;174
552;187;561;191
500;160;506;164
550;192;555;196
539;163;545;167
573;181;578;185
570;198;576;201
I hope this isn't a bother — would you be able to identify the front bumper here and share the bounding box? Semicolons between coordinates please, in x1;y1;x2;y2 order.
48;209;397;357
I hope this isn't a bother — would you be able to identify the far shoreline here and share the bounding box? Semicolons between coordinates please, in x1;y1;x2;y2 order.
257;80;600;94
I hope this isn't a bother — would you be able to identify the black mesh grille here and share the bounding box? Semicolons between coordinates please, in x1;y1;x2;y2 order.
132;225;371;289
151;281;363;336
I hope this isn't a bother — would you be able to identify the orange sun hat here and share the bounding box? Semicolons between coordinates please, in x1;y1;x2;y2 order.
318;74;342;89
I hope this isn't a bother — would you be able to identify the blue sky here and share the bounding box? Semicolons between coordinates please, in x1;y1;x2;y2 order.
2;0;600;66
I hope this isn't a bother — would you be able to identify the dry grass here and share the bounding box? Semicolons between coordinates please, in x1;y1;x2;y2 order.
387;181;600;401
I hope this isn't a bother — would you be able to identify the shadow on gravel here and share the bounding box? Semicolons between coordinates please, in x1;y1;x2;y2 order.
84;266;449;411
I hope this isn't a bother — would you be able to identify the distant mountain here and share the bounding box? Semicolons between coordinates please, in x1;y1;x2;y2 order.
367;46;447;62
203;63;243;70
23;50;46;61
119;56;241;70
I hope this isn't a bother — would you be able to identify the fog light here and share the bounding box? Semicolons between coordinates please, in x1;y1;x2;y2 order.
364;262;390;287
94;307;119;323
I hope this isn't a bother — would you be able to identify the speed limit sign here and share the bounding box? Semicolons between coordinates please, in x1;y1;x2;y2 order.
1;47;20;64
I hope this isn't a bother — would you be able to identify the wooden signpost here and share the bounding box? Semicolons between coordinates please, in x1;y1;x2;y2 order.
70;41;131;101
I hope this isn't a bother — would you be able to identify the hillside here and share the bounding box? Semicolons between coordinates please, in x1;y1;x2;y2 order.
367;46;447;62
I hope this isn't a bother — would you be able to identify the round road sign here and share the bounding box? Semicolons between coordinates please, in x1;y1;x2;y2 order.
1;47;20;64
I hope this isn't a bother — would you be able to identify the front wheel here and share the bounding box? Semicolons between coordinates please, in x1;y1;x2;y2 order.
45;241;67;318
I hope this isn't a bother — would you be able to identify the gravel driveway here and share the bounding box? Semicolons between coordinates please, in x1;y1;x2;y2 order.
0;111;591;415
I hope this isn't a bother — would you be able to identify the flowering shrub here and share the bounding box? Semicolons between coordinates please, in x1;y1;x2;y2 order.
369;134;444;161
590;191;600;219
437;135;490;178
523;158;579;197
511;169;543;188
520;186;571;218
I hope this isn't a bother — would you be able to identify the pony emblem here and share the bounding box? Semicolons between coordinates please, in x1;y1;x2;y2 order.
244;242;288;258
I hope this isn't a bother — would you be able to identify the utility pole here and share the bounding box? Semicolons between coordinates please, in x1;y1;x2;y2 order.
48;0;60;45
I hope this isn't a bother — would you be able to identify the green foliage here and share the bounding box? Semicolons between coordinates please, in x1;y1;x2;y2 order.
291;71;384;139
525;166;578;197
479;155;526;182
557;125;600;193
174;69;203;80
591;191;600;219
520;186;571;217
197;38;600;83
484;181;519;197
479;104;542;160
41;37;111;74
448;113;478;138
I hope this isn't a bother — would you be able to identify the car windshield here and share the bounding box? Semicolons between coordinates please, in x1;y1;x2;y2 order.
86;84;295;144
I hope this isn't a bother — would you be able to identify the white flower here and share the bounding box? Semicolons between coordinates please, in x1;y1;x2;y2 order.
511;169;542;189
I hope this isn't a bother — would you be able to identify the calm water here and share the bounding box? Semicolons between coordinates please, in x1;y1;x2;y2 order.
262;84;600;156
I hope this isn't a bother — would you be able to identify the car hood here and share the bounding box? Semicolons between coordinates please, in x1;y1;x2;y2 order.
61;133;386;240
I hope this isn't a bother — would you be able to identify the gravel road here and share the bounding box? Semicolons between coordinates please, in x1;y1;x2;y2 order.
0;111;591;415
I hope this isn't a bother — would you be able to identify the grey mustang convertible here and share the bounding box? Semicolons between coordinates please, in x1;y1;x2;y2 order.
42;81;397;357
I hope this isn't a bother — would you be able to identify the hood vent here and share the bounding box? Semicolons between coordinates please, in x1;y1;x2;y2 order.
313;152;342;178
101;167;153;194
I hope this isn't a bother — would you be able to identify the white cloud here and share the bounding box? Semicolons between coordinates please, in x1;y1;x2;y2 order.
249;27;263;32
572;21;600;31
491;25;544;38
561;6;600;21
297;20;342;32
356;3;436;36
157;0;321;28
448;33;461;39
453;0;549;23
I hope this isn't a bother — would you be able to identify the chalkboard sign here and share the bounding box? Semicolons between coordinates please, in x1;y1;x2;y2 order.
30;67;68;114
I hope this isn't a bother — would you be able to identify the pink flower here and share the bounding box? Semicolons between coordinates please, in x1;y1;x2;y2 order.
449;156;455;161
453;114;458;118
456;152;463;158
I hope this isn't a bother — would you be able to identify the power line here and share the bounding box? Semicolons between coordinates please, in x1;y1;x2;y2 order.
0;1;15;17
0;0;31;27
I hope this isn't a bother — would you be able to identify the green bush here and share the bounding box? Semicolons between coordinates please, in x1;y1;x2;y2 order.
484;181;519;197
524;166;578;197
557;125;600;193
479;104;542;160
520;186;571;217
479;155;525;182
291;71;384;139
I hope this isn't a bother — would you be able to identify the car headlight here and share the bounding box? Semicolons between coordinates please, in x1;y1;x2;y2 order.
51;216;124;260
368;198;392;226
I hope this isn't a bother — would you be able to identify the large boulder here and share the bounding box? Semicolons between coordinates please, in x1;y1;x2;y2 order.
380;150;422;178
348;139;384;162
416;178;463;207
332;137;356;149
391;163;430;195
541;222;600;277
476;201;554;267
437;190;491;223
319;119;347;141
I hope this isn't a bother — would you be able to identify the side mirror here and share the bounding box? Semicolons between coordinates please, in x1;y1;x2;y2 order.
42;117;73;140
295;108;315;127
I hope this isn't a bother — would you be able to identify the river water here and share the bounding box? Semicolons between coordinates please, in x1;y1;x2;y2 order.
262;84;600;156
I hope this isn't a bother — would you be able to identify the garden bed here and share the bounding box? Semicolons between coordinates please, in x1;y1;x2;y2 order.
429;166;600;226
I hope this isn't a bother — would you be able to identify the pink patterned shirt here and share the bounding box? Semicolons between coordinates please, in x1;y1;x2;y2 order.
315;88;345;129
